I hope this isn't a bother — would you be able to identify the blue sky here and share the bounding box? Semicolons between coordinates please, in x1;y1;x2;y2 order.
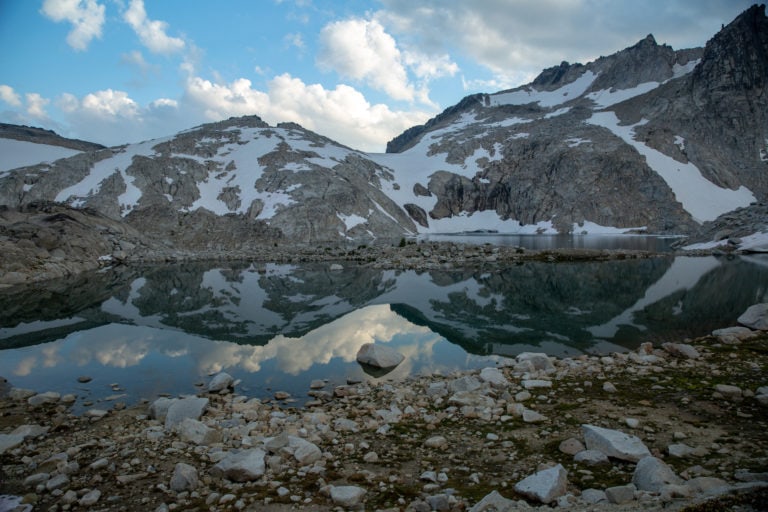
0;0;755;152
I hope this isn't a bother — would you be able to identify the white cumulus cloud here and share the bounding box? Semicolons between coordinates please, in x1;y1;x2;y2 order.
123;0;185;54
25;93;50;119
183;73;432;152
317;18;416;102
81;89;140;119
0;85;22;107
41;0;105;51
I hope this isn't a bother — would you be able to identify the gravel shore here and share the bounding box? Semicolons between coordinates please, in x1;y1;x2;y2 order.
1;313;767;511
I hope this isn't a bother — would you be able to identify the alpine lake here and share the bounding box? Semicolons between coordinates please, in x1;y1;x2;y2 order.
2;234;767;414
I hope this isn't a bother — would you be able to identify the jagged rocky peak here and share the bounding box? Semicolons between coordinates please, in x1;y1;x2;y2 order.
531;61;586;90
692;3;768;95
586;33;701;92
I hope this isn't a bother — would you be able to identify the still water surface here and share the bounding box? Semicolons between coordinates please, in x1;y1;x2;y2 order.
1;254;766;411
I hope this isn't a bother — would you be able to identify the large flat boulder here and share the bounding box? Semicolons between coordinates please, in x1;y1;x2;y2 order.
738;303;768;330
514;464;568;504
582;424;651;462
210;449;266;482
356;343;404;369
632;456;683;492
165;397;209;429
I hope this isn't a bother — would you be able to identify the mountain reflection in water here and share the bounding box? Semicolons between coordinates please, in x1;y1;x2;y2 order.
1;255;766;409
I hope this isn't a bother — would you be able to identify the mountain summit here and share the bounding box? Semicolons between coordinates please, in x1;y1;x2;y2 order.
1;5;766;247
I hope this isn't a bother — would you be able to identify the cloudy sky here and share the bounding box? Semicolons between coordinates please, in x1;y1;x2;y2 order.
0;0;754;152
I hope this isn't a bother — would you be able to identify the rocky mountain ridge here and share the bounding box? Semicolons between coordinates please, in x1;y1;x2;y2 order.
0;5;766;254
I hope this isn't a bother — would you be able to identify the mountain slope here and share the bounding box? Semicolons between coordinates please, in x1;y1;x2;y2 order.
0;5;765;246
380;5;766;235
0;116;416;244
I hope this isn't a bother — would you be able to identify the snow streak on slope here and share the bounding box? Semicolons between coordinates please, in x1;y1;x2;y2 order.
0;139;81;174
588;112;755;222
56;139;169;214
489;71;597;108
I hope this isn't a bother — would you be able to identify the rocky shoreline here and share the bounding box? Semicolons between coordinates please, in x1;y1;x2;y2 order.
4;202;768;289
1;306;767;511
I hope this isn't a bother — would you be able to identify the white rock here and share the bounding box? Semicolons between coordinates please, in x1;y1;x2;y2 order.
12;424;49;438
424;435;448;449
580;488;608;504
582;424;651;462
632;456;683;492
170;462;198;492
605;484;636;504
625;418;640;428
574;449;610;466
208;372;234;393
356;343;405;369
8;388;35;400
330;485;366;507
468;490;517;511
522;379;552;389
667;443;696;458
46;473;70;491
177;418;219;445
210;449;266;482
714;384;742;399
479;367;509;386
738;303;768;330
0;434;25;455
514;464;568;504
149;397;176;421
558;438;585;455
27;391;60;407
516;352;555;372
165;397;209;429
289;436;322;465
449;375;482;393
662;342;700;359
522;409;547;423
603;382;617;393
79;489;101;506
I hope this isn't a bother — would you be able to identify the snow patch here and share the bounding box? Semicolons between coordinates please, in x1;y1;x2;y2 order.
684;231;768;252
490;71;597;108
571;221;647;234
337;212;367;230
566;138;590;148
671;59;700;79
586;81;660;109
588;111;755;222
674;135;685;152
545;107;571;119
0;139;81;174
56;139;167;216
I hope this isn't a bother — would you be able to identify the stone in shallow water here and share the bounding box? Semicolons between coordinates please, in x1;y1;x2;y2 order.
356;343;404;369
208;372;233;393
